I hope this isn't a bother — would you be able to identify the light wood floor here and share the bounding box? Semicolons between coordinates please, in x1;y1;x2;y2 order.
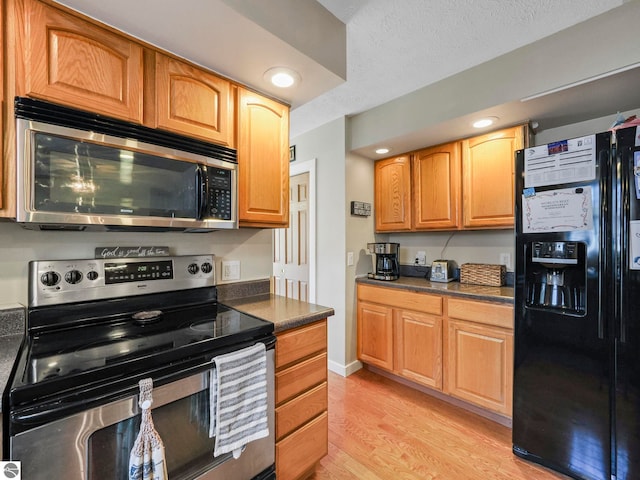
308;368;570;480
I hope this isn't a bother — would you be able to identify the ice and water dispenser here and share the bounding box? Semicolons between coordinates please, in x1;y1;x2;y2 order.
525;241;586;315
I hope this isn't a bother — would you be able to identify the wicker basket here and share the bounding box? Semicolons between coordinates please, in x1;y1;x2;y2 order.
459;263;506;286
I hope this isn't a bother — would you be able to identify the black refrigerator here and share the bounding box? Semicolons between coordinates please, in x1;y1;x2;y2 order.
513;126;640;480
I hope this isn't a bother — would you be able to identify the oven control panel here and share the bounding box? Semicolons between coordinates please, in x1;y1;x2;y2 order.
29;255;216;307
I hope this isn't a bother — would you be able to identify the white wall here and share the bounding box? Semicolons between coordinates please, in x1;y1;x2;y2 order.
291;117;347;374
388;230;515;271
535;108;638;146
0;221;272;307
344;151;376;373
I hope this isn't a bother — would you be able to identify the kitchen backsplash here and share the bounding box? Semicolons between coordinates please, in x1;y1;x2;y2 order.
399;264;514;286
0;221;273;306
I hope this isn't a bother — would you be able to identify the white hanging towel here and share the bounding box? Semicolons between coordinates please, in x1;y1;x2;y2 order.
129;378;168;480
209;342;269;458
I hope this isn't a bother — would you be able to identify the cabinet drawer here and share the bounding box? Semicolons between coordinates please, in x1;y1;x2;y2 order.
276;411;328;480
276;321;327;368
358;284;442;315
447;297;513;329
276;382;327;441
276;353;327;405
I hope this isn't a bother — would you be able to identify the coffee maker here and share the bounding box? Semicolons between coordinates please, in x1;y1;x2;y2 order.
367;242;400;281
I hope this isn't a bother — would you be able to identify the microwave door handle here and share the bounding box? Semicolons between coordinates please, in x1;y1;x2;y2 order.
196;165;208;220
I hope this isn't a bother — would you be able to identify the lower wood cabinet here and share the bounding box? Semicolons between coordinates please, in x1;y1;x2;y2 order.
445;297;513;416
357;284;444;391
356;300;394;371
357;283;514;418
275;320;328;480
395;309;443;390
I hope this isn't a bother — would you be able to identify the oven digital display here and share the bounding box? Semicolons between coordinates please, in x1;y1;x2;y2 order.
104;260;173;284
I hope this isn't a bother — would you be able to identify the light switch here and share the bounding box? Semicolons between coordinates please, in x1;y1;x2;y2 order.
347;252;354;266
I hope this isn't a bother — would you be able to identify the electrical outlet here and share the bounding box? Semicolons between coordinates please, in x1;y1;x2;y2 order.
347;252;354;266
500;253;512;270
221;260;240;281
416;251;427;266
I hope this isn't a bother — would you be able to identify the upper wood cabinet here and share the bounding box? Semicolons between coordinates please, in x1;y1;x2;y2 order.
461;125;525;229
412;142;461;230
237;88;290;227
374;126;526;232
152;53;235;147
20;0;144;122
374;155;411;232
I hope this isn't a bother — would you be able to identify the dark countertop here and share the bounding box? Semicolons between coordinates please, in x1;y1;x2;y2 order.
0;306;26;413
223;294;335;333
0;287;334;413
357;276;514;304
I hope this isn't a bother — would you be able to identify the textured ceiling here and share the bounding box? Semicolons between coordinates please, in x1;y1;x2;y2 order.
294;0;626;138
53;0;630;146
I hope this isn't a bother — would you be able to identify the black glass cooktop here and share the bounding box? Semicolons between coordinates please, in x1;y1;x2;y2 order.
7;288;273;410
23;304;268;384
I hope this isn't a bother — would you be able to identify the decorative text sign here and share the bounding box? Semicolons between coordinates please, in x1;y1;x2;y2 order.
95;246;170;259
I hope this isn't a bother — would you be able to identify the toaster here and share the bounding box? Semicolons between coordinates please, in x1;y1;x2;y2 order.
430;260;458;282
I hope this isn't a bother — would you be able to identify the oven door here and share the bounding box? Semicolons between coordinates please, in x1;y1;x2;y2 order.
10;349;275;480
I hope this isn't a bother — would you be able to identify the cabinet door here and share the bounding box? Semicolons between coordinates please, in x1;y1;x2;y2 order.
238;88;290;227
374;156;411;232
446;318;513;416
154;53;234;147
412;142;461;230
357;301;394;371
395;309;443;390
461;125;525;229
23;0;143;122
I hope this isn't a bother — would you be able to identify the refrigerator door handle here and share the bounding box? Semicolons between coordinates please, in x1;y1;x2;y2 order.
619;147;629;344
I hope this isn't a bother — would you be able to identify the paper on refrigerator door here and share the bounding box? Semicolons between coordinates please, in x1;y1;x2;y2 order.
522;186;593;233
630;221;640;270
524;135;596;188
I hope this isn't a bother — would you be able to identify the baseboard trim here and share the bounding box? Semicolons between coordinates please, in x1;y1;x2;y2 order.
328;359;363;377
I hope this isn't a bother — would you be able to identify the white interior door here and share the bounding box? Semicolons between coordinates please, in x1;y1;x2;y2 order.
273;172;309;301
272;159;316;302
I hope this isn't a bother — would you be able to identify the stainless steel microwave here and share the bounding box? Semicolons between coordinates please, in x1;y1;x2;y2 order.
15;97;238;231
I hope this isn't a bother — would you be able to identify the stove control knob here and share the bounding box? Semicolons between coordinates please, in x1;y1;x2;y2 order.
188;263;200;274
41;271;61;287
201;262;213;274
87;270;99;281
65;270;83;284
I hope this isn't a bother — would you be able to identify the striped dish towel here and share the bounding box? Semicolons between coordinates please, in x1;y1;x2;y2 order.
209;342;269;458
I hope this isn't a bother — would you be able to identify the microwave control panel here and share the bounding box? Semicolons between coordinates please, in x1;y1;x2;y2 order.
207;168;232;220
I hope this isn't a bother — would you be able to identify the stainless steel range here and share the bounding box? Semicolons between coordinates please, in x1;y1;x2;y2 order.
2;255;276;480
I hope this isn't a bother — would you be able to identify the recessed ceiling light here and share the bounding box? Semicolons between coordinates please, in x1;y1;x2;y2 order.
473;116;499;128
263;67;301;88
375;147;390;155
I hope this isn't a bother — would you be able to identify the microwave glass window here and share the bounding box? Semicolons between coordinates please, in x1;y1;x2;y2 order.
33;133;198;217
